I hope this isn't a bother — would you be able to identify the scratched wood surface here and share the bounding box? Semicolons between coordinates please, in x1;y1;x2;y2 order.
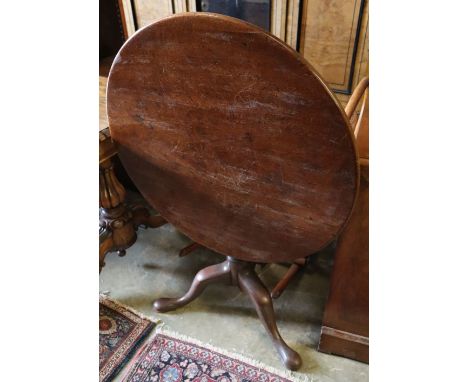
107;13;359;263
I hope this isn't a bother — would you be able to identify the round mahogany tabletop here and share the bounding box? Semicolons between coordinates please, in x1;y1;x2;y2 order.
107;13;359;263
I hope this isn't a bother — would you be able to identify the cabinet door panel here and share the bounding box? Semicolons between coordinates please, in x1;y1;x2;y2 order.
133;0;173;29
300;0;365;93
285;0;301;49
353;1;368;89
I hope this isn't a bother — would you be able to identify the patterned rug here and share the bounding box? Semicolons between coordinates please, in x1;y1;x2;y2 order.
122;331;300;382
100;295;156;382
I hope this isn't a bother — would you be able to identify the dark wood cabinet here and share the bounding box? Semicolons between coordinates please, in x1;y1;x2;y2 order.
318;167;369;363
318;90;369;363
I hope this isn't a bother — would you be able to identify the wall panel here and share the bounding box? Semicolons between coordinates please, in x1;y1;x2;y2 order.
299;0;366;93
133;0;173;29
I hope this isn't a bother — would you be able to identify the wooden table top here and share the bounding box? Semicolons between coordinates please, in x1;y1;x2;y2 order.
107;13;359;263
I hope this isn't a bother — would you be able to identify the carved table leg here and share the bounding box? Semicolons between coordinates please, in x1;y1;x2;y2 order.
152;257;302;370
99;128;167;272
99;156;136;272
99;228;114;272
153;260;231;312
237;263;302;370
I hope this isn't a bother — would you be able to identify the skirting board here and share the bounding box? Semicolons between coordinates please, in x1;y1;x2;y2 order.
318;326;369;364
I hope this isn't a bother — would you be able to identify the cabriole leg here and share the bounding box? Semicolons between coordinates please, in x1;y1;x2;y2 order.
153;260;231;312
237;265;302;370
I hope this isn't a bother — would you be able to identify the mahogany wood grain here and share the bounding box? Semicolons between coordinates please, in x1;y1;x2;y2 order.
269;79;368;301
107;13;359;264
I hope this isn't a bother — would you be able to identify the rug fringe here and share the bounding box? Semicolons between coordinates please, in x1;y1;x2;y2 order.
154;325;313;382
100;295;313;382
99;294;162;325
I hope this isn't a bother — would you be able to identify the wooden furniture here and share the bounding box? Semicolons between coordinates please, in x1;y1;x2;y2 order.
270;257;308;298
179;79;369;300
112;0;368;108
100;57;114;132
98;2;167;272
318;77;369;363
175;245;306;299
106;13;359;369
299;0;369;98
99;128;167;272
268;77;369;299
99;44;167;272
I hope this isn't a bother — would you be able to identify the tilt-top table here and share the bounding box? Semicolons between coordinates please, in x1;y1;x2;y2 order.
107;13;359;370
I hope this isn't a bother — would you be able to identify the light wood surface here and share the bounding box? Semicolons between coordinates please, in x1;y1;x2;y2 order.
118;0;136;37
355;88;368;160
335;93;351;108
271;0;288;39
107;13;359;263
352;0;368;89
345;76;369;119
299;0;366;92
173;0;197;13
132;0;173;29
99;76;108;132
285;0;301;48
99;57;114;131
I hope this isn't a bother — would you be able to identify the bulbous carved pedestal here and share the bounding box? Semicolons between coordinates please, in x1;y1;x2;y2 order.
99;128;166;272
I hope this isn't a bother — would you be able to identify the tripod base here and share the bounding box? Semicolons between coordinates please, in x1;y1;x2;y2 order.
153;257;302;370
